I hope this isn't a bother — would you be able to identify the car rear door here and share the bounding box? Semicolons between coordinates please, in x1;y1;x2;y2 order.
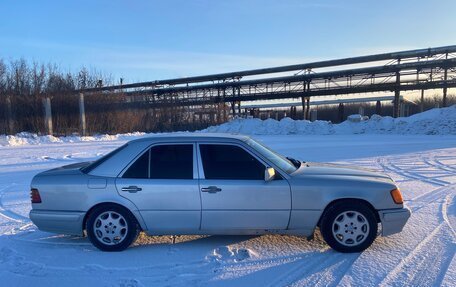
115;143;201;234
197;142;291;231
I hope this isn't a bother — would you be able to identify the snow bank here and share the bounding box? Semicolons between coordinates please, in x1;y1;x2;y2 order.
1;106;454;147
0;132;145;147
203;105;456;135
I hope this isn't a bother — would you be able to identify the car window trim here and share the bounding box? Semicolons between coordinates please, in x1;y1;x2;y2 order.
118;142;197;180
196;141;286;180
147;148;151;179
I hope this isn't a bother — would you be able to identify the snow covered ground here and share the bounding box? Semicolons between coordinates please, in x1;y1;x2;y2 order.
0;133;455;286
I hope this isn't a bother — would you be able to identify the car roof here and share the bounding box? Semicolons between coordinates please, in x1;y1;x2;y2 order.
128;132;251;144
86;133;253;177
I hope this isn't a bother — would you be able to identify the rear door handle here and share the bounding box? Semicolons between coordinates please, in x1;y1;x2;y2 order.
121;186;142;193
201;186;222;193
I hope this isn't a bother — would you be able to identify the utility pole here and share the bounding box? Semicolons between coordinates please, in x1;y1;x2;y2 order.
79;93;87;136
43;97;53;135
443;53;448;107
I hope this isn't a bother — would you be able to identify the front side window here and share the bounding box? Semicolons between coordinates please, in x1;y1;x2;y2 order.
123;144;193;179
199;144;265;180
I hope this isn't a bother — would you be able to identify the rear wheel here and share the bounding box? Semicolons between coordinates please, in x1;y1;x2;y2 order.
86;204;139;251
320;200;378;253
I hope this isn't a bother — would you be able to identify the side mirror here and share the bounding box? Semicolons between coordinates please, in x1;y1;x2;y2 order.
265;167;276;182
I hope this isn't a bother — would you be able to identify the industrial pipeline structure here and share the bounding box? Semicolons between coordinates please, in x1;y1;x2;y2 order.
44;45;456;135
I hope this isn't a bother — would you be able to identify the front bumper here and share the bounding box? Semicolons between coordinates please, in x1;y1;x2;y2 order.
29;210;85;236
378;206;411;236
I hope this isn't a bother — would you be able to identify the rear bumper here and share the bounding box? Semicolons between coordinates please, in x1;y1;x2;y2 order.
379;206;411;236
29;210;85;236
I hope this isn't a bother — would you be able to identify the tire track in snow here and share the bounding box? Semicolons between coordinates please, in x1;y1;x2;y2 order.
434;155;456;172
442;193;456;237
408;184;454;213
422;156;456;179
265;250;357;287
0;245;224;286
430;157;456;174
0;184;29;223
11;226;90;245
292;253;360;287
379;199;456;287
410;183;452;202
377;157;449;187
261;241;365;287
371;155;456;287
441;251;456;287
378;173;455;287
376;157;421;182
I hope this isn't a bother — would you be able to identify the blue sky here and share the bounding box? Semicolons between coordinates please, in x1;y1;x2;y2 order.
1;0;455;82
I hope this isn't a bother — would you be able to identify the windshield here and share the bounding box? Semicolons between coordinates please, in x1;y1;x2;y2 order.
245;138;298;174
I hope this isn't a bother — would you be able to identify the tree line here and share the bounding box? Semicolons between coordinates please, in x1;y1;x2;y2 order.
0;58;224;135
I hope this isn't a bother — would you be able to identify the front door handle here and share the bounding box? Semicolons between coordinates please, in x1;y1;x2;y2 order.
121;186;142;193
201;186;222;193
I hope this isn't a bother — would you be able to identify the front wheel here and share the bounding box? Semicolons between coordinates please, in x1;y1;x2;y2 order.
320;201;378;253
86;204;139;251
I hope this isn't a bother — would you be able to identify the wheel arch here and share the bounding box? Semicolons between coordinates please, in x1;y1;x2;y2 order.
83;202;145;233
317;198;380;227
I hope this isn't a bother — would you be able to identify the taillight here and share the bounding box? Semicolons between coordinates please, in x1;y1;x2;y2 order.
390;188;403;204
31;188;42;203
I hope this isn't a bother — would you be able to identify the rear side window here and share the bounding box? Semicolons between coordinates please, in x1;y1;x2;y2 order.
123;144;193;179
199;144;265;180
123;150;149;179
150;145;193;179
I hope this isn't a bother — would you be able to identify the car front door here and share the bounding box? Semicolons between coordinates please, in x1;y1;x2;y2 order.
197;142;291;231
115;143;201;234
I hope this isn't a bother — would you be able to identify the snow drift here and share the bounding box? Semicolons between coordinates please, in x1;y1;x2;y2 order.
0;105;454;147
203;105;456;136
0;132;145;147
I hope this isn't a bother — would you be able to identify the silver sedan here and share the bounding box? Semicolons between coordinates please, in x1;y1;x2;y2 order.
29;133;410;252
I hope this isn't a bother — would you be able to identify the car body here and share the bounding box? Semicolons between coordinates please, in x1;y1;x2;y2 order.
29;133;411;252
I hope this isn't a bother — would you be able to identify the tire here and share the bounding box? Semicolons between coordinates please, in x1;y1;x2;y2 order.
320;200;378;253
86;204;140;251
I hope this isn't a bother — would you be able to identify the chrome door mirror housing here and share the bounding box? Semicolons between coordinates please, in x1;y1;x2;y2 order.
265;167;276;182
